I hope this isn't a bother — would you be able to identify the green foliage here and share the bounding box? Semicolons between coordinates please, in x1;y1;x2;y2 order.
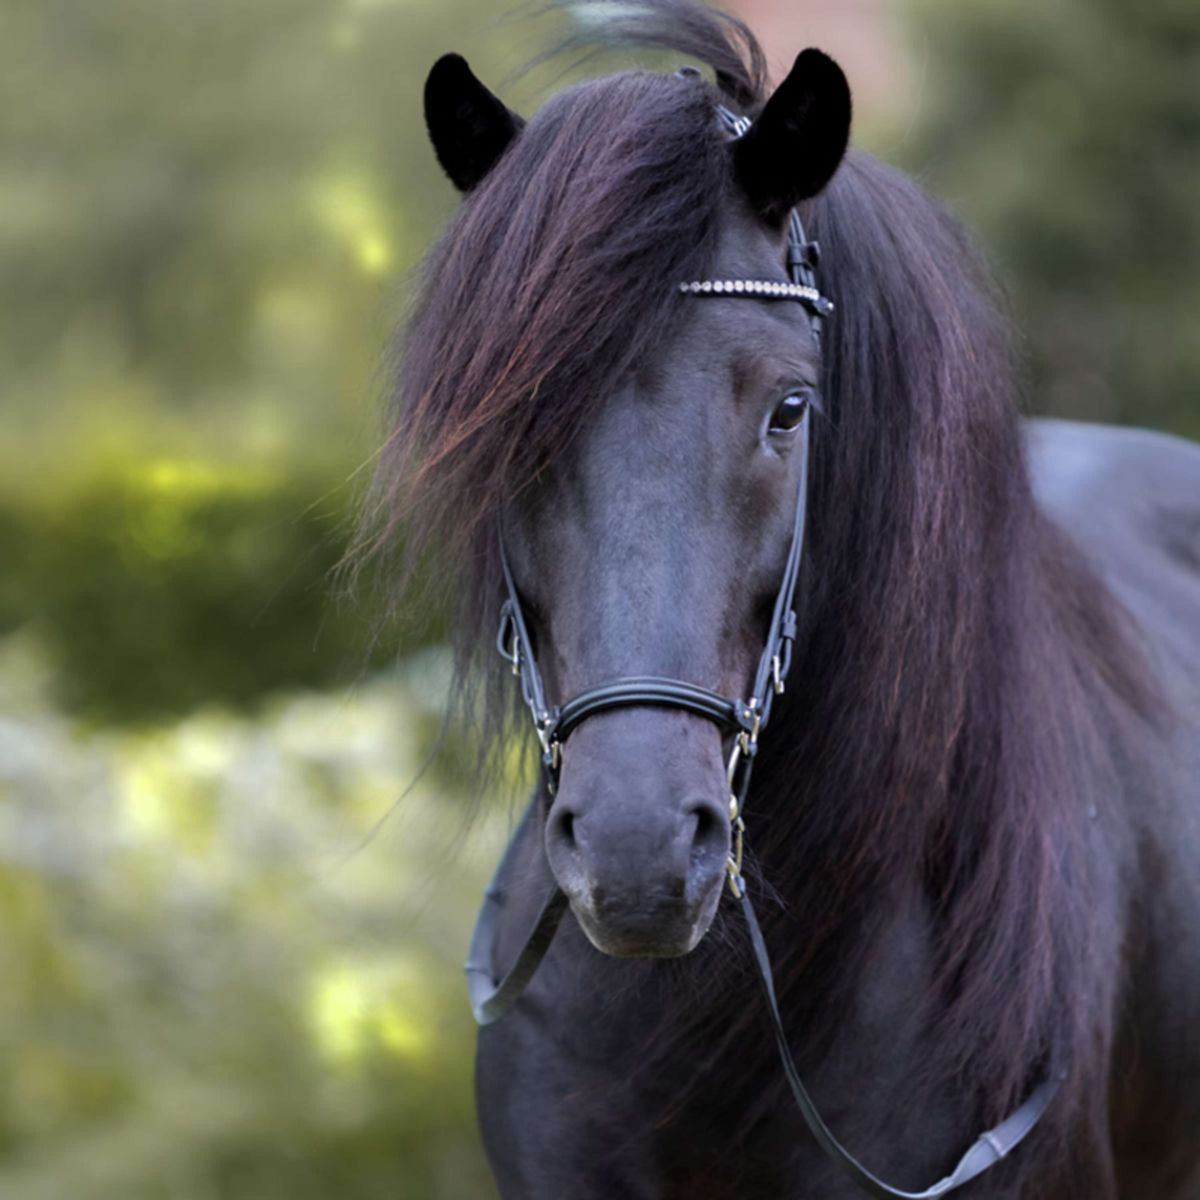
2;460;413;722
905;0;1200;438
0;2;558;1191
0;0;583;720
0;645;504;1200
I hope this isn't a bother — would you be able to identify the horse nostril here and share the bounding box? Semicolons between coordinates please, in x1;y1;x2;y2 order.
686;796;728;866
544;800;594;902
548;805;578;853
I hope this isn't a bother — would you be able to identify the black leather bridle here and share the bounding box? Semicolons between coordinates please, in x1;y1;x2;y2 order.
465;101;1060;1200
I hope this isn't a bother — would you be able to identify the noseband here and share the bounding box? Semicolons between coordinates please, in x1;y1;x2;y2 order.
467;101;1060;1200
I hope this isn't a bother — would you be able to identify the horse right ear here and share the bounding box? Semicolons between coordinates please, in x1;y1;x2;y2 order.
733;49;851;226
424;54;525;193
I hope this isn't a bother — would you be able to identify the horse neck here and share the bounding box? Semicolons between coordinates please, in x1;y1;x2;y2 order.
738;484;1133;1116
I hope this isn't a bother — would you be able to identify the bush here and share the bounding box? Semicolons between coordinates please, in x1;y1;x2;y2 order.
4;459;429;723
906;0;1200;439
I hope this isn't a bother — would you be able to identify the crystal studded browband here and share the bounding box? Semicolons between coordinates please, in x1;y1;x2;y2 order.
677;279;829;307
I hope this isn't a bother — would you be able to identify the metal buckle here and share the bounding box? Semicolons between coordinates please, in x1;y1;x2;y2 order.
496;603;521;675
724;706;755;900
726;793;746;899
738;700;761;752
535;715;560;794
725;699;760;808
725;737;743;795
535;718;559;764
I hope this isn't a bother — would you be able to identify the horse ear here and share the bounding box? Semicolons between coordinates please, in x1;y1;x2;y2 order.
733;49;851;225
424;54;525;192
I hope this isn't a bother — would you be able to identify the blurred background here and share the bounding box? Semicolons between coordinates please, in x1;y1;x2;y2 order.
0;0;1195;1196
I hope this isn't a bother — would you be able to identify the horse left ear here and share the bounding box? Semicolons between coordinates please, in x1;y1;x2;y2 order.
733;49;852;226
424;53;525;192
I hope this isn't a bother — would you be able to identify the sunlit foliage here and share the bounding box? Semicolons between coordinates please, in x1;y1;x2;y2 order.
0;638;507;1198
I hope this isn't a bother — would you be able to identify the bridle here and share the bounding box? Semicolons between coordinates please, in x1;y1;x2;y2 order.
496;201;816;896
466;101;1061;1200
495;102;824;894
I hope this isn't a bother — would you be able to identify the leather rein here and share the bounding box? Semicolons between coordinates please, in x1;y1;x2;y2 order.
465;103;1060;1200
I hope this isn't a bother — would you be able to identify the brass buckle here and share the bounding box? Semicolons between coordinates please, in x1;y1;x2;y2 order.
720;696;758;902
726;793;746;899
724;719;753;900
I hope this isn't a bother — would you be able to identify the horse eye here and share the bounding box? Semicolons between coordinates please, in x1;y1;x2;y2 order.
769;391;811;434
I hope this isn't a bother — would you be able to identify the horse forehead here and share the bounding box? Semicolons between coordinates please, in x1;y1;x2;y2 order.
570;374;727;510
664;226;822;374
713;193;793;274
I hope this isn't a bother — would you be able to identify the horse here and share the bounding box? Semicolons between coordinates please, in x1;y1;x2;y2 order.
357;2;1200;1196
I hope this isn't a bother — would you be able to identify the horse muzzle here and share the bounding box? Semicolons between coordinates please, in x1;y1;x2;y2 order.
543;711;730;957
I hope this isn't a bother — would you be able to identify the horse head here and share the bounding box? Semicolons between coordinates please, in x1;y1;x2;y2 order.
423;50;850;957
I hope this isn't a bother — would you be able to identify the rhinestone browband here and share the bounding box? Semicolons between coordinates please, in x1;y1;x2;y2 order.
677;279;832;310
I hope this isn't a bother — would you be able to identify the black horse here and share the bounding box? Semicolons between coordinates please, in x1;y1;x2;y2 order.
359;3;1200;1196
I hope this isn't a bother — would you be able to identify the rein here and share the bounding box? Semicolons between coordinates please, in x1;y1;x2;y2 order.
465;101;1060;1199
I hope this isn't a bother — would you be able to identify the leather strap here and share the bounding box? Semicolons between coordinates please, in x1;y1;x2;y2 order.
558;677;743;741
737;886;1061;1198
466;879;568;1026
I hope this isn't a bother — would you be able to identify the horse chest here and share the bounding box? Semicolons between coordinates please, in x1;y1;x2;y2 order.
477;890;984;1200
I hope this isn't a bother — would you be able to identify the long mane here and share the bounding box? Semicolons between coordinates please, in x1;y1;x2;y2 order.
358;2;1158;1183
729;148;1158;1171
355;2;765;760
